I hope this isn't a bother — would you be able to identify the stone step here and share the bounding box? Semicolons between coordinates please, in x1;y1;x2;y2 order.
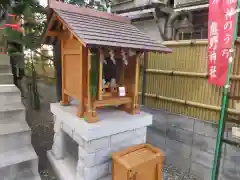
0;93;21;105
9;170;42;180
25;176;42;180
0;146;39;180
0;85;21;106
0;127;31;153
0;100;25;112
0;118;30;136
0;108;25;123
0;54;10;66
0;73;13;84
0;94;21;106
0;110;27;153
1;169;41;180
0;84;20;93
0;110;31;153
1;170;41;180
20;174;42;180
0;65;11;73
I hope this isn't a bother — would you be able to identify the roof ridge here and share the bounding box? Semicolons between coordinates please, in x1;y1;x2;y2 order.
48;0;131;24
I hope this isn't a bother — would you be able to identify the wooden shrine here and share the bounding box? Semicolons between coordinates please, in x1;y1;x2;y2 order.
42;0;171;123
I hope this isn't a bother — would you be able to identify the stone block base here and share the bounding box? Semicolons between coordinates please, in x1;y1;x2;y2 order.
48;103;152;180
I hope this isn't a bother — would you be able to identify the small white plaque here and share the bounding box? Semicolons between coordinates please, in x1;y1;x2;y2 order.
232;127;240;139
119;87;126;97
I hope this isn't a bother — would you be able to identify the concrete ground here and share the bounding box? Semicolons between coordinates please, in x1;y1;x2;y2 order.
23;81;200;180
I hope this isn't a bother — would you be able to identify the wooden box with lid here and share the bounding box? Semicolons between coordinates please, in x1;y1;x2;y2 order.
112;144;165;180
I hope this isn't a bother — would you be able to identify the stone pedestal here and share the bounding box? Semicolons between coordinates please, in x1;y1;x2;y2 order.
47;103;152;180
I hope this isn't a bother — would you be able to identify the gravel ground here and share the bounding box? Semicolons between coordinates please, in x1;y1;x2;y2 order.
23;81;200;180
23;81;58;180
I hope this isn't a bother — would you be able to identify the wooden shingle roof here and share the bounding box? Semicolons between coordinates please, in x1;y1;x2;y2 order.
46;0;171;53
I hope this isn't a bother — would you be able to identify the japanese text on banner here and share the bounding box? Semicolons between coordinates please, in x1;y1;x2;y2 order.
217;0;237;86
208;0;221;84
208;0;238;86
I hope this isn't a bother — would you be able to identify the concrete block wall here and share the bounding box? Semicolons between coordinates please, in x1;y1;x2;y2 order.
143;107;240;180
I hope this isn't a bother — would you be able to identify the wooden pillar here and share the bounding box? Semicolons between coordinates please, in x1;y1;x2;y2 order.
84;48;98;123
79;46;88;118
77;45;84;117
119;58;125;86
132;53;141;114
60;40;69;105
141;52;148;105
98;49;103;100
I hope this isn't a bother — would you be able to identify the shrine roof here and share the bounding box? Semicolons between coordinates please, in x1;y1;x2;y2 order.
45;0;171;53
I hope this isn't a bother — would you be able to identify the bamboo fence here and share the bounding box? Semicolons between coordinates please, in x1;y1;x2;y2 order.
140;39;240;122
